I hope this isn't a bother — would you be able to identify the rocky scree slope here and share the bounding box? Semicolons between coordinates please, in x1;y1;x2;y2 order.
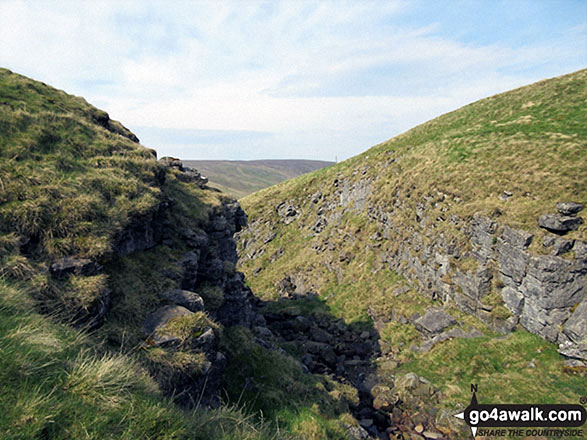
237;70;587;437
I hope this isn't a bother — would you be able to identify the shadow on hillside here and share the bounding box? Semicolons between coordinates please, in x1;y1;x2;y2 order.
221;292;391;438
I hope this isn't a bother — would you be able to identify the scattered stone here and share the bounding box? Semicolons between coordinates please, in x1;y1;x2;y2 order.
344;424;370;440
311;191;322;203
415;424;424;433
551;238;574;256
263;232;277;244
310;326;330;343
160;289;204;312
538;214;583;234
358;419;373;429
499;190;513;201
311;217;328;233
414;309;457;335
563;359;586;368
556;202;583;216
412;327;482;353
372;385;397;411
49;257;100;279
253;326;274;339
392;373;438;409
276;276;296;296
276;202;299;224
142;305;194;346
422;431;443;439
393;285;411;296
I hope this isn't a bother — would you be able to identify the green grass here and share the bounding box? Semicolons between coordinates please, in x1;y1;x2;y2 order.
0;68;163;263
220;326;357;439
0;278;279;440
238;69;587;429
395;330;587;407
0;67;368;440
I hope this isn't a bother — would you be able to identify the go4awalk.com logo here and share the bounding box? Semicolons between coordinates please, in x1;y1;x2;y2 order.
454;384;586;438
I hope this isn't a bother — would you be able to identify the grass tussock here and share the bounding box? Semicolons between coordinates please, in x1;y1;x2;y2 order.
65;349;156;407
0;278;282;440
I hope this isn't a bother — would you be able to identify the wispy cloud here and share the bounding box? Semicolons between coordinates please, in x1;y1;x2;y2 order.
1;0;585;160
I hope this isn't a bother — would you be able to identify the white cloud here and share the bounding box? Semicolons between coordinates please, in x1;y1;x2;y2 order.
1;0;585;160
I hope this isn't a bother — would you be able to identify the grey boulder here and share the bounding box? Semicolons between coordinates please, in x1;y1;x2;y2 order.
414;308;457;335
538;214;583;233
143;305;194;346
160;289;204;312
556;202;584;216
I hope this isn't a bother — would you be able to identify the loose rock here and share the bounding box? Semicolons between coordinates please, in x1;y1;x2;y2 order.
538;214;583;233
556;202;583;216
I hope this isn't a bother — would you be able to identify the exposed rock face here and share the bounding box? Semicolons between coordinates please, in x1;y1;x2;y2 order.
113;201;169;256
136;198;253;407
159;156;208;188
240;177;587;360
390;207;585;359
198;201;252;327
45;163;254;408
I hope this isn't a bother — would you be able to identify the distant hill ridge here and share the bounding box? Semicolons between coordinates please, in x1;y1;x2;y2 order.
183;159;334;198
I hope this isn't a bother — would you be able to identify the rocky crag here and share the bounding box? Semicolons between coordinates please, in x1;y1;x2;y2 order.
237;70;587;438
238;70;586;363
0;67;260;414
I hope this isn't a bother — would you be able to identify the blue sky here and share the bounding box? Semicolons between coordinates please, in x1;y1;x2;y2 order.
1;0;585;161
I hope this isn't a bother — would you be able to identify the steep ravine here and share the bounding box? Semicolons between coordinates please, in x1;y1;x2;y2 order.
248;294;454;439
236;70;586;439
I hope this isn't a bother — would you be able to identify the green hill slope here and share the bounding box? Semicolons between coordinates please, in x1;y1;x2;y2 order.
183;159;334;199
237;70;587;434
1;68;336;440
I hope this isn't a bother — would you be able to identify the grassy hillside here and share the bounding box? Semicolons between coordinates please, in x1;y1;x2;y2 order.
0;68;361;440
237;69;587;429
183;159;333;199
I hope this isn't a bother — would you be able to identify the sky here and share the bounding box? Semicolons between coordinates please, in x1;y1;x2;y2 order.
1;0;585;161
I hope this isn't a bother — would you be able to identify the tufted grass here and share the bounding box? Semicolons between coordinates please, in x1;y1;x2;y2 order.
0;277;281;440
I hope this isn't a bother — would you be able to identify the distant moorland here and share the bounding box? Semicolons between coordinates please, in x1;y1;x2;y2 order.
183;159;333;198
